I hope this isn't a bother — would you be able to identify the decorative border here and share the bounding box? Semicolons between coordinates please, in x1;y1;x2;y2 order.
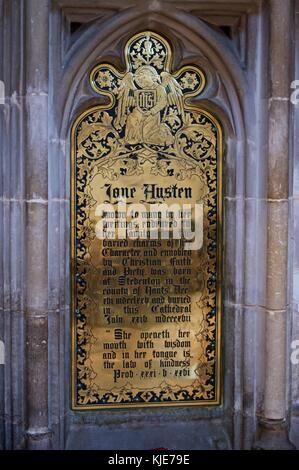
71;31;223;410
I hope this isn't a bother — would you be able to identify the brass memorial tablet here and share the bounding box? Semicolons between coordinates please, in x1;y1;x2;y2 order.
71;31;222;409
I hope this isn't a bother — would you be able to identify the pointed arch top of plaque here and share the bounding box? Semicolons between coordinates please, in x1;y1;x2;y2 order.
71;30;222;410
89;31;206;148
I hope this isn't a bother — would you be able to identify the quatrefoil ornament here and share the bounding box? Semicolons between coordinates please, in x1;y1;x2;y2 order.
89;31;206;148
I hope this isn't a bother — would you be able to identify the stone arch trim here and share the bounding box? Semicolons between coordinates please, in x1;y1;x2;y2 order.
56;1;245;430
48;0;265;449
57;9;247;141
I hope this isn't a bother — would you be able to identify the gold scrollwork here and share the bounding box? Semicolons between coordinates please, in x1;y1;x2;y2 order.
71;31;222;409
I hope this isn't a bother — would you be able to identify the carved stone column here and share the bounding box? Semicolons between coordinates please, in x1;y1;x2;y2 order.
255;0;294;449
24;0;51;449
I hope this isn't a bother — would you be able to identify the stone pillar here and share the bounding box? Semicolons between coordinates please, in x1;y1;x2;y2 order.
24;0;51;449
255;0;294;449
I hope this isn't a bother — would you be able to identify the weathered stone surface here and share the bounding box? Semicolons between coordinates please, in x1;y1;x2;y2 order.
244;199;267;307
66;421;231;450
289;3;299;448
25;202;48;311
269;0;292;100
25;314;48;428
25;0;49;94
266;201;289;311
264;309;287;419
255;0;293;449
268;100;290;200
25;95;49;200
292;199;299;304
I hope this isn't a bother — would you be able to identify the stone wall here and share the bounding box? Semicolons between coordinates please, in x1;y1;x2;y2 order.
290;0;299;448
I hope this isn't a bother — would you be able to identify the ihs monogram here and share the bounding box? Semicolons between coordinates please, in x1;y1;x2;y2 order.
89;31;207;150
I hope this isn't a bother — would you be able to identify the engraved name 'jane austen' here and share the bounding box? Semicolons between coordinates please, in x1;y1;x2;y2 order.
71;31;222;409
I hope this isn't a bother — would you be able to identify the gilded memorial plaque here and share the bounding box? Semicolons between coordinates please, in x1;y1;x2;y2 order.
71;32;222;409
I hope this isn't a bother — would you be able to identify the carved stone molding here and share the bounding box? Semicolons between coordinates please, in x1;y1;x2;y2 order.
50;0;254;450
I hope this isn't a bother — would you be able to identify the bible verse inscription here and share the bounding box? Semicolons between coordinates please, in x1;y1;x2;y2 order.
71;31;222;408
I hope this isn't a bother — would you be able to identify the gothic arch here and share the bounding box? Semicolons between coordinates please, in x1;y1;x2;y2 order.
57;10;248;141
48;4;262;449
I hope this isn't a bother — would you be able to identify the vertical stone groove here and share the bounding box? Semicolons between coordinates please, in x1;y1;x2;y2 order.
24;0;50;450
255;0;294;450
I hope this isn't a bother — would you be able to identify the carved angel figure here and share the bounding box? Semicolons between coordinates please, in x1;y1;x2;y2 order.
115;65;184;146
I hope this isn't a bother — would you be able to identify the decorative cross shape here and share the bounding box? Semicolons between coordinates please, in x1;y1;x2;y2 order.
89;31;206;147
